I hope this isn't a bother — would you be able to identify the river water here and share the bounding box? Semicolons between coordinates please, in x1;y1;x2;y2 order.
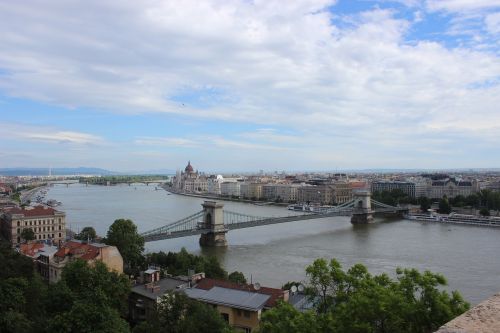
46;183;499;304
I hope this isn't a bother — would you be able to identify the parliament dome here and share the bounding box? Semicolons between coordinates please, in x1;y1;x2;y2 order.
185;161;194;173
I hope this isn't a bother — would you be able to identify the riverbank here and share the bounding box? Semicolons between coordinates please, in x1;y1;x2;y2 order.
162;185;289;207
20;184;48;204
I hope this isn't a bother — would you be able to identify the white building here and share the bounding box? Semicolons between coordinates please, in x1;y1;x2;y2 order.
220;180;241;197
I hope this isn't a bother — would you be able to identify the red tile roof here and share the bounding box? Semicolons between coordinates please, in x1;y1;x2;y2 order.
19;243;45;257
6;205;59;217
55;241;100;261
194;278;286;308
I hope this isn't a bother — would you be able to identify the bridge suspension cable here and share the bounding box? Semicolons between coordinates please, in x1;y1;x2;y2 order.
140;210;205;239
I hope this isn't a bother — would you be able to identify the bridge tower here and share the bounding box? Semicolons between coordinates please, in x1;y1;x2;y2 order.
199;201;228;247
351;191;374;224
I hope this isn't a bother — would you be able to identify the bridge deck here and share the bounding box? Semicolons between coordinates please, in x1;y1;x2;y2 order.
143;211;354;242
141;198;408;243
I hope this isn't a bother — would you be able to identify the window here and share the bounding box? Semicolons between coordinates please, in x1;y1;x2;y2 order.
244;311;251;318
237;309;242;317
59;233;61;237
17;221;20;227
221;313;229;323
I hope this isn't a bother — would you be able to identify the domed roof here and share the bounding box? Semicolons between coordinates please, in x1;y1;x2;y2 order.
185;161;194;173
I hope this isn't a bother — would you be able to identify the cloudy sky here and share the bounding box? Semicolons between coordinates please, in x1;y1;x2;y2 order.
1;0;499;172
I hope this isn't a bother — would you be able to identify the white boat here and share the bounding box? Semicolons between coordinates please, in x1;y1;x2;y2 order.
288;204;309;211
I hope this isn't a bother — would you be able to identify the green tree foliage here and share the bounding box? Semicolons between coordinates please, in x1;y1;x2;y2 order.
447;190;500;211
46;259;131;333
21;228;35;242
438;197;452;214
80;175;169;185
74;226;97;241
281;281;302;290
0;241;34;280
0;240;136;333
372;189;416;207
144;247;227;279
133;292;232;333
480;208;490;216
228;271;247;284
260;258;469;333
418;196;431;212
106;218;145;272
259;301;320;333
0;241;48;333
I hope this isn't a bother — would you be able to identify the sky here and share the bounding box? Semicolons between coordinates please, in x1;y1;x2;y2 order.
0;0;499;173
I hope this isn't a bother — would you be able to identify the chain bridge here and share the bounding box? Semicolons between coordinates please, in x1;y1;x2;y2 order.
141;191;407;246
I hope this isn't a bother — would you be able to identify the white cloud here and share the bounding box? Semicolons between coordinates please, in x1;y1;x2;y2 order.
134;137;200;148
427;0;500;12
0;1;499;169
134;134;290;151
0;122;104;145
485;11;500;33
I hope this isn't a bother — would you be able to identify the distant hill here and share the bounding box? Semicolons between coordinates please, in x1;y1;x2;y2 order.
0;167;118;176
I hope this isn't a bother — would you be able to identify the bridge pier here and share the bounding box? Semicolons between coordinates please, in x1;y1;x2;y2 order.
199;201;228;247
351;191;374;224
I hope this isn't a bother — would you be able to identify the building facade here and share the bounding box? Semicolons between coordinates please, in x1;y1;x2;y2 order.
0;205;66;246
371;181;417;198
220;180;241;197
429;179;479;199
331;181;353;204
172;161;208;193
240;183;263;200
49;240;123;283
297;185;332;204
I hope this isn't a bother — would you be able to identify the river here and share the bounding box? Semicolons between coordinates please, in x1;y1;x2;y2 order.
45;183;499;304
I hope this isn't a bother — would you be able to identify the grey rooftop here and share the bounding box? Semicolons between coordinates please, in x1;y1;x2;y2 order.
185;286;270;311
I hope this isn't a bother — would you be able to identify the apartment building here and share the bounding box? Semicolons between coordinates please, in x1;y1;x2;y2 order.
240;183;263;200
49;240;123;283
220;180;241;197
0;205;66;246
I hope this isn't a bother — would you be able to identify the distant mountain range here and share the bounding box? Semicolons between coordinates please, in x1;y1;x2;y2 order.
0;167;119;176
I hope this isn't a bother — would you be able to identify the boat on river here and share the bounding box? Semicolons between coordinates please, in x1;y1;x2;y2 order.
405;212;500;227
288;204;309;211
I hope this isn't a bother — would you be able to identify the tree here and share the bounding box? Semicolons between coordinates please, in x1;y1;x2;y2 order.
75;226;97;241
480;208;490;216
145;248;228;279
134;291;232;333
419;197;431;212
260;301;320;333
263;258;470;333
20;228;35;242
228;271;247;284
46;259;131;332
106;219;144;272
438;197;452;214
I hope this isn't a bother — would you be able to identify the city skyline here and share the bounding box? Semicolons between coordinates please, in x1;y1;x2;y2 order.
1;0;500;171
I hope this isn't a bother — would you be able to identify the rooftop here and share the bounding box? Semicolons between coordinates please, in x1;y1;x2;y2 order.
5;205;63;217
54;240;112;260
185;286;270;312
131;277;188;300
194;278;286;308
